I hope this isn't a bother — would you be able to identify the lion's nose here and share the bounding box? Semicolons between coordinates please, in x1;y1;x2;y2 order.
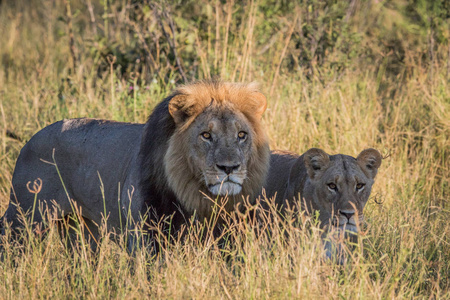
216;164;240;175
339;210;355;221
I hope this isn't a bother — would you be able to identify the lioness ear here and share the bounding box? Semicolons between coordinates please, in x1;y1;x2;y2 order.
168;94;197;124
357;148;382;179
304;148;330;179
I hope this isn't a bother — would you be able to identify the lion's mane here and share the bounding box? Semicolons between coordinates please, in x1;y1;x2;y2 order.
139;80;270;227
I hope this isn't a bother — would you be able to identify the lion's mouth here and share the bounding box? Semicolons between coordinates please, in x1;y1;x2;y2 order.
208;180;242;196
205;172;245;196
333;217;363;234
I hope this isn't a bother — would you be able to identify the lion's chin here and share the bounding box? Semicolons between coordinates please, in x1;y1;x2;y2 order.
208;182;242;196
336;224;359;243
339;224;358;234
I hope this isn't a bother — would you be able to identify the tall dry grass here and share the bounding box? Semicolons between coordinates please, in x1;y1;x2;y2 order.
0;0;448;298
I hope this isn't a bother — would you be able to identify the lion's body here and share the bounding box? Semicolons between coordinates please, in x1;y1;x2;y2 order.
262;148;382;234
262;150;302;205
2;81;270;242
4;119;143;234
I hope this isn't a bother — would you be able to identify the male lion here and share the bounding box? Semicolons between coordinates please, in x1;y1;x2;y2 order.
261;148;382;261
1;80;270;247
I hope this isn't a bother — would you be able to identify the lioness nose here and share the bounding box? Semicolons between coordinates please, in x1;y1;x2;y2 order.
339;210;355;221
216;164;240;175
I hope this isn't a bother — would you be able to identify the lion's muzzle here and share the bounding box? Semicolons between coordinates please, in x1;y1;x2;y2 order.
208;181;243;196
216;164;240;175
334;210;364;235
205;168;246;196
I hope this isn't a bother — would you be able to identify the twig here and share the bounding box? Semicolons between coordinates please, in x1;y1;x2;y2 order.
86;0;98;36
447;37;450;81
102;0;108;38
221;0;233;77
165;10;188;82
214;0;220;71
65;0;77;73
107;55;116;112
128;20;158;74
195;31;211;79
239;0;256;82
0;103;6;153
270;14;298;96
345;0;357;23
428;17;434;87
153;3;187;83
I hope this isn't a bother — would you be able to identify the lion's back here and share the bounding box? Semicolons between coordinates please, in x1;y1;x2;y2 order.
8;118;144;225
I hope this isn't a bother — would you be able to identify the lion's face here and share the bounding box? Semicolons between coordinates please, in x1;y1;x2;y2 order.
188;107;254;196
303;148;382;235
163;81;270;217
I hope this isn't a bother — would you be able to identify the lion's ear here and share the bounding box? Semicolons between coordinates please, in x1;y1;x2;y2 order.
304;148;330;179
357;148;382;179
168;94;198;124
238;91;267;120
250;92;267;120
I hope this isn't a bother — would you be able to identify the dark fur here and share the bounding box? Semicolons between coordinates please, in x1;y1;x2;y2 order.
138;94;191;231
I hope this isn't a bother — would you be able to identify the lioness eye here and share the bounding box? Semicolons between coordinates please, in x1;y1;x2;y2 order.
328;183;337;190
356;183;365;190
201;132;211;140
238;131;247;140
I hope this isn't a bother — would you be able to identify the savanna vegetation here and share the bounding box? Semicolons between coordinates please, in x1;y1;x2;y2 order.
0;0;449;298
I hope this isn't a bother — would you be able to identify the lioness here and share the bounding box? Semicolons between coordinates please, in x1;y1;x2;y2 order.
1;80;270;247
261;148;382;257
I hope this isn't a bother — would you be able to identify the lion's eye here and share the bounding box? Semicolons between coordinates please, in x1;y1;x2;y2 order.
328;183;337;191
201;132;211;140
238;131;247;140
356;183;365;190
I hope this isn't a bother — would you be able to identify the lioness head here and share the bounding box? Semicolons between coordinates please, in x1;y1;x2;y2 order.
299;148;382;234
164;81;270;218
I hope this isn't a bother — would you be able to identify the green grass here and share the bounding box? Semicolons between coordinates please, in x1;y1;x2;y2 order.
0;0;449;298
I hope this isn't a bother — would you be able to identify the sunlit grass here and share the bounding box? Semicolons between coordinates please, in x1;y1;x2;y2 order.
0;0;448;298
